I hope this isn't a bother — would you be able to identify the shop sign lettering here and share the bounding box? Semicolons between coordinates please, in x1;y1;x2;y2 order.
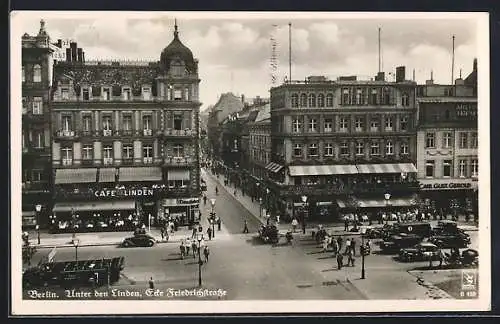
420;182;472;190
94;189;154;197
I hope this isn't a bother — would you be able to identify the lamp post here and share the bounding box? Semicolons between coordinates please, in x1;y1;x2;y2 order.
301;195;308;234
197;233;204;287
210;198;216;238
73;238;80;262
384;193;391;225
266;188;270;218
148;213;152;233
259;198;263;218
35;204;41;244
360;227;367;279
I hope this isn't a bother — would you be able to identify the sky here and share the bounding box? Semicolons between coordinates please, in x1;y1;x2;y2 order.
14;12;485;111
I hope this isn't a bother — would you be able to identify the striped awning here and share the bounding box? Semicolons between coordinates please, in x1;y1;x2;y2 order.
55;168;97;184
167;170;190;181
53;200;136;213
99;168;116;183
265;162;284;173
289;165;358;177
119;167;162;182
355;163;417;174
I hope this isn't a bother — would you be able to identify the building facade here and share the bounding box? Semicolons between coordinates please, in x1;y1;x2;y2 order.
21;20;55;228
268;71;420;222
49;23;202;232
416;67;478;219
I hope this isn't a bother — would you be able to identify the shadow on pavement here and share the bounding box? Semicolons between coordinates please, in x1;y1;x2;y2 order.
245;236;267;246
317;255;334;260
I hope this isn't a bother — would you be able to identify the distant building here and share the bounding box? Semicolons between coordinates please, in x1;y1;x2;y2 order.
268;70;419;221
247;103;271;180
49;22;202;231
416;60;478;217
21;20;55;228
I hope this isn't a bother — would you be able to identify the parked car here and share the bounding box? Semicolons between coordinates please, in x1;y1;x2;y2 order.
380;233;423;253
121;234;156;247
399;242;440;262
429;232;471;249
432;220;469;236
393;222;432;238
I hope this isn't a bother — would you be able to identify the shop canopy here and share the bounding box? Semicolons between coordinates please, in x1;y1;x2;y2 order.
55;168;97;184
355;163;417;174
167;170;190;181
119;167;162;182
289;164;358;177
265;162;284;173
337;196;418;209
99;168;117;183
53;200;136;213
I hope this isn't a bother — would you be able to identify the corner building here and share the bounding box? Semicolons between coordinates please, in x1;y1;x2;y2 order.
268;71;420;222
50;24;202;232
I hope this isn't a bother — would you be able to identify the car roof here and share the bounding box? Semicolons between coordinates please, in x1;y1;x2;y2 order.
418;242;437;247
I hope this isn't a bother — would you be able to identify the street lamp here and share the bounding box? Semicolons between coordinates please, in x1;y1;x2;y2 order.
384;193;391;225
210;198;216;238
197;233;204;287
301;195;308;234
35;204;42;245
360;227;367;279
259;198;263;218
73;238;80;262
266;188;270;217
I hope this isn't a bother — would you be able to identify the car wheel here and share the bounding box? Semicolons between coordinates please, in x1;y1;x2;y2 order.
122;241;130;247
148;240;154;247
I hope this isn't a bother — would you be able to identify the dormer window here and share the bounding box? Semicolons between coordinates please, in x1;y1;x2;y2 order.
102;87;111;101
171;60;185;77
142;86;151;100
61;88;69;100
122;87;131;100
82;88;90;101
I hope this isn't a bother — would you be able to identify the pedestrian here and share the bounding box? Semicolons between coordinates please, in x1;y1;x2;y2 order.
291;218;298;233
160;227;165;241
345;238;351;255
337;236;343;252
336;252;344;270
344;217;349;231
301;221;306;234
276;215;280;225
148;277;154;289
180;242;186;259
191;240;197;258
322;237;329;253
191;226;197;239
243;220;249;233
234;189;237;196
347;249;355;266
203;195;207;205
207;227;213;240
351;239;357;256
332;239;339;257
203;245;210;262
438;249;446;268
215;186;219;195
216;217;221;231
185;238;191;255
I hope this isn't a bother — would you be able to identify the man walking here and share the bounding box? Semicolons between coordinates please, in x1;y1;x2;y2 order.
243;220;249;234
191;226;197;239
216;216;221;231
291;218;298;233
344;216;349;231
203;246;210;263
336;252;344;270
148;277;155;289
207;227;213;240
351;239;357;256
337;236;343;252
345;238;351;255
347;249;355;267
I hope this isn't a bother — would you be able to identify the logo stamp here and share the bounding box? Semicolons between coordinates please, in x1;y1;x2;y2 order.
460;270;478;298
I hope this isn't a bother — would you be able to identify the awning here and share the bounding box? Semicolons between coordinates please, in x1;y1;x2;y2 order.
119;167;162;182
53;200;136;213
167;170;190;181
266;162;284;173
356;197;418;208
99;168;116;183
356;163;417;174
55;168;97;184
22;211;36;217
289;165;358;176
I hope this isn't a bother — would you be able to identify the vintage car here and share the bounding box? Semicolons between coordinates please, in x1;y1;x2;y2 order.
432;220;467;235
398;242;441;262
429;232;471;249
258;225;279;244
121;234;156;247
380;233;423;253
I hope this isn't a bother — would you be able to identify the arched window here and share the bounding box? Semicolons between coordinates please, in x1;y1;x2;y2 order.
300;93;307;107
33;64;42;83
308;93;316;107
326;93;334;107
317;94;325;107
170;60;185;77
401;92;410;106
291;93;299;107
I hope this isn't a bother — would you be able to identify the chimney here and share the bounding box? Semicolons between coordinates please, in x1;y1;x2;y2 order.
77;48;83;62
473;58;477;72
70;42;77;62
82;52;85;63
395;66;405;82
241;94;245;103
375;72;385;81
455;78;465;85
425;79;434;85
66;48;72;62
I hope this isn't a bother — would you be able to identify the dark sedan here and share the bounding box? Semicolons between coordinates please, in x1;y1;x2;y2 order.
121;234;156;248
429;233;471;249
398;242;440;262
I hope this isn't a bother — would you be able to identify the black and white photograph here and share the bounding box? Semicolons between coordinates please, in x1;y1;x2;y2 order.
10;11;490;314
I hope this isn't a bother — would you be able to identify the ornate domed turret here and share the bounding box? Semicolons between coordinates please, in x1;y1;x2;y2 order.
160;20;196;73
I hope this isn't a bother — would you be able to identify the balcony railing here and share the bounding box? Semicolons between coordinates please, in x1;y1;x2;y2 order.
103;130;113;137
103;157;114;165
143;157;153;164
163;156;194;166
163;129;195;137
143;129;153;136
62;158;73;166
54;130;79;140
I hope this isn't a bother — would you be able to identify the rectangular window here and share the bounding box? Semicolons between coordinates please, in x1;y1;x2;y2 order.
32;97;43;115
471;132;478;148
61;146;73;165
355;117;363;132
324;119;333;132
102;88;110;101
82;88;90;101
308;143;318;157
384;117;393;131
122;145;134;159
324;143;334;156
83;115;92;132
342;89;349;105
123;115;133;133
82;144;93;160
370;119;379;132
143;145;153;159
400;116;408;131
340;117;348;132
426;133;435;148
356;142;364;156
122;87;131;100
142;87;151;100
293;144;302;157
400;142;409;155
102;116;112;131
459;132;468;149
442;132;452;148
173;144;184;157
173;114;183;130
356;89;363;105
103;145;113;159
292;118;303;133
34;131;44;148
62;116;72;132
425;160;435;178
143;115;152;135
33;65;42;82
174;89;183;100
386;141;394;155
443;160;452;177
370;142;380;155
371;89;378;104
22;66;25;82
61;88;69;100
309;118;317;132
340;142;349;156
471;159;478;177
459;159;467;178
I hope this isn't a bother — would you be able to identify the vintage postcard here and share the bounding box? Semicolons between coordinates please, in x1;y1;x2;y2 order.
10;11;491;315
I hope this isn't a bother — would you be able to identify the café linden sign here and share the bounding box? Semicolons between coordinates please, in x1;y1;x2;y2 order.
93;188;155;198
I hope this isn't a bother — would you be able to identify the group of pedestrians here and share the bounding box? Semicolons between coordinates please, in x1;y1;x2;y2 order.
179;238;210;263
